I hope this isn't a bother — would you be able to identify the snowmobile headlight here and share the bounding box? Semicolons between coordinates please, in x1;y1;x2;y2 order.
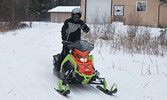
80;58;85;62
79;58;88;62
85;58;88;62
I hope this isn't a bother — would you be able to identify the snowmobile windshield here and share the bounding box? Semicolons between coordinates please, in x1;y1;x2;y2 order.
67;40;94;52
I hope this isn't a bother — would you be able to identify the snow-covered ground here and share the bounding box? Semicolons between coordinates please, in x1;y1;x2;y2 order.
0;22;167;100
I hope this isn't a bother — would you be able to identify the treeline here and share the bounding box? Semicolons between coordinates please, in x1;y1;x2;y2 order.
57;0;80;6
0;0;56;29
0;0;80;30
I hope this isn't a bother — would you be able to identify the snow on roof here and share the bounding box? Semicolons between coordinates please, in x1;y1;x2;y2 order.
48;6;80;13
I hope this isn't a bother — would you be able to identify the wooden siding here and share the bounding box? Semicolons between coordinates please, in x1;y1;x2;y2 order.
80;0;167;27
112;0;159;27
50;12;71;23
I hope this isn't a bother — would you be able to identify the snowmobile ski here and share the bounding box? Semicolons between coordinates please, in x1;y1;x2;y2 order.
54;80;70;96
54;88;70;96
96;81;117;95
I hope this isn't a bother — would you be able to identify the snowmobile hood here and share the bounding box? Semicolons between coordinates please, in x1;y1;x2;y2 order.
67;40;94;52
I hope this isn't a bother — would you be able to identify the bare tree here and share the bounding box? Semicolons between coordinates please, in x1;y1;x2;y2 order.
12;0;15;27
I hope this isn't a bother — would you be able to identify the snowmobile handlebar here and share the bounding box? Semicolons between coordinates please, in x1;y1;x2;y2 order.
62;41;73;46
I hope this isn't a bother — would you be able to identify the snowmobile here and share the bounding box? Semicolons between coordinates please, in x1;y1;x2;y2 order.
53;40;117;96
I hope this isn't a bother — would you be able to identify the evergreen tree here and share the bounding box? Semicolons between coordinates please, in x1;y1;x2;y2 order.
57;0;80;6
29;0;56;21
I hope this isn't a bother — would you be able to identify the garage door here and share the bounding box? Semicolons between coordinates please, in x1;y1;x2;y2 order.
86;0;112;24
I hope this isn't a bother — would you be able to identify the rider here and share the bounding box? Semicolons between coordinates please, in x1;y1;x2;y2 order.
56;8;90;71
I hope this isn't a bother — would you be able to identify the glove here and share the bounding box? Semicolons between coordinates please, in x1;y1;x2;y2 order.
78;20;89;33
81;24;90;33
78;20;85;26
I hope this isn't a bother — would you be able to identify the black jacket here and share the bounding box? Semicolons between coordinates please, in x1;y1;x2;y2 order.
61;18;89;42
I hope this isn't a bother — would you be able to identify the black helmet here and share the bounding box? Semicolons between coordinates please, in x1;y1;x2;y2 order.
72;8;82;18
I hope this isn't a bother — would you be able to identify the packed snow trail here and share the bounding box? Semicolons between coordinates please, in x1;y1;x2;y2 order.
0;22;167;100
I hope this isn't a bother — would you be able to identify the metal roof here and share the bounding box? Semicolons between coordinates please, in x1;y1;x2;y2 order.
48;6;80;13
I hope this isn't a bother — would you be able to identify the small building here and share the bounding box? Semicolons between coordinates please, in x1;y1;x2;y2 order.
48;6;80;23
81;0;167;27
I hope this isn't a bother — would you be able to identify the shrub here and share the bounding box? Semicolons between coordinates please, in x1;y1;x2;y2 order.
82;24;167;56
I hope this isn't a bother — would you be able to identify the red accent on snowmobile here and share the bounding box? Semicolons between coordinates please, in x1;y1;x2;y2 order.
73;49;95;76
74;49;89;58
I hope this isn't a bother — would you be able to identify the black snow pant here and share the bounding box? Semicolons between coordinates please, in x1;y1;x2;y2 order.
57;45;69;71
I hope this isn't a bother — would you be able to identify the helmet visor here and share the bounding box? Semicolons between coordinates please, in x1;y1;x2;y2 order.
73;13;80;18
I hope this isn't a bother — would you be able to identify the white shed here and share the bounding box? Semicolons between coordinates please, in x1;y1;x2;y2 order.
48;6;80;23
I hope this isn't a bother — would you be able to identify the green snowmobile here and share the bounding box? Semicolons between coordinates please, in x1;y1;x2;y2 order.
53;40;117;96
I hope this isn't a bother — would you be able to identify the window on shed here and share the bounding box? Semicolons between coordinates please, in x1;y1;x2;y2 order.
136;1;147;12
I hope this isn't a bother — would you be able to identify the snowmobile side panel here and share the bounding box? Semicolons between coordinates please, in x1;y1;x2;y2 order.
61;54;76;70
89;55;96;71
89;55;94;64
